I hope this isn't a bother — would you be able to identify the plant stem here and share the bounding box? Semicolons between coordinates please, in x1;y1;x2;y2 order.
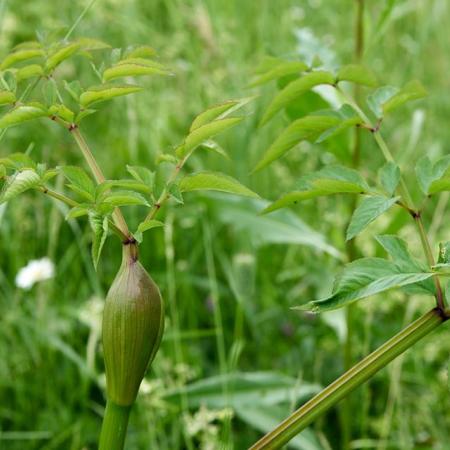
249;308;447;450
98;401;131;450
373;133;445;309
69;126;130;238
39;186;78;207
144;157;186;222
336;86;445;310
64;0;98;41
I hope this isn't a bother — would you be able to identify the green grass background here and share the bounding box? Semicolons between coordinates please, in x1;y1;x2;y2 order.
1;0;450;449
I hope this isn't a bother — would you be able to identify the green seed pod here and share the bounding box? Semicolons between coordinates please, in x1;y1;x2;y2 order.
102;243;164;406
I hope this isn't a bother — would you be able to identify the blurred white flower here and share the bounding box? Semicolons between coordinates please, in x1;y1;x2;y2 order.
78;296;104;331
15;257;55;290
184;405;233;438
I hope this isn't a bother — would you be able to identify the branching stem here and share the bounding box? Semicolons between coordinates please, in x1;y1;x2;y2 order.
336;86;446;310
57;120;131;238
144;156;187;222
38;185;127;240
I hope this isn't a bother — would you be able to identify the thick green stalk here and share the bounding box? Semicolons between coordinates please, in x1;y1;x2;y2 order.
249;308;447;450
98;401;131;450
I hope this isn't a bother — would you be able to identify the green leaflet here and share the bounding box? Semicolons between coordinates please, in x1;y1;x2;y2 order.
179;171;259;198
346;195;399;241
379;162;400;196
0;103;47;129
95;179;152;199
1;48;44;69
315;104;362;143
16;64;44;82
175;97;252;158
74;37;111;51
249;60;309;87
367;81;427;118
79;84;143;107
125;45;156;59
100;190;150;207
134;219;164;243
190;101;239;131
126;165;155;188
48;104;75;123
376;235;435;295
0;90;16;106
0;153;36;170
263;165;370;213
177;117;243;159
167;182;184;204
46;42;80;72
66;205;90;220
102;58;169;82
253;115;340;172
297;257;435;313
88;212;109;270
260;71;335;125
337;64;378;87
1;169;41;203
60;166;96;201
382;80;427;114
367;86;399;118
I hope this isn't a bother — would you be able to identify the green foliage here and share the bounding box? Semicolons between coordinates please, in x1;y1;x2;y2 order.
45;42;81;72
253;115;340;172
179;171;259;198
0;90;16;105
263;165;370;213
2;3;450;449
79;84;144;107
367;81;427;118
179;118;243;158
102;58;170;82
346;195;399;241
297;257;436;312
367;85;399;118
382;80;427;114
0;103;47;129
337;64;378;87
61;165;96;201
100;190;150;208
249;59;308;87
126;165;155;187
260;71;335;125
315;104;362;143
88;212;108;270
1;46;44;69
0;169;41;202
379;161;400;196
134;219;164;243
